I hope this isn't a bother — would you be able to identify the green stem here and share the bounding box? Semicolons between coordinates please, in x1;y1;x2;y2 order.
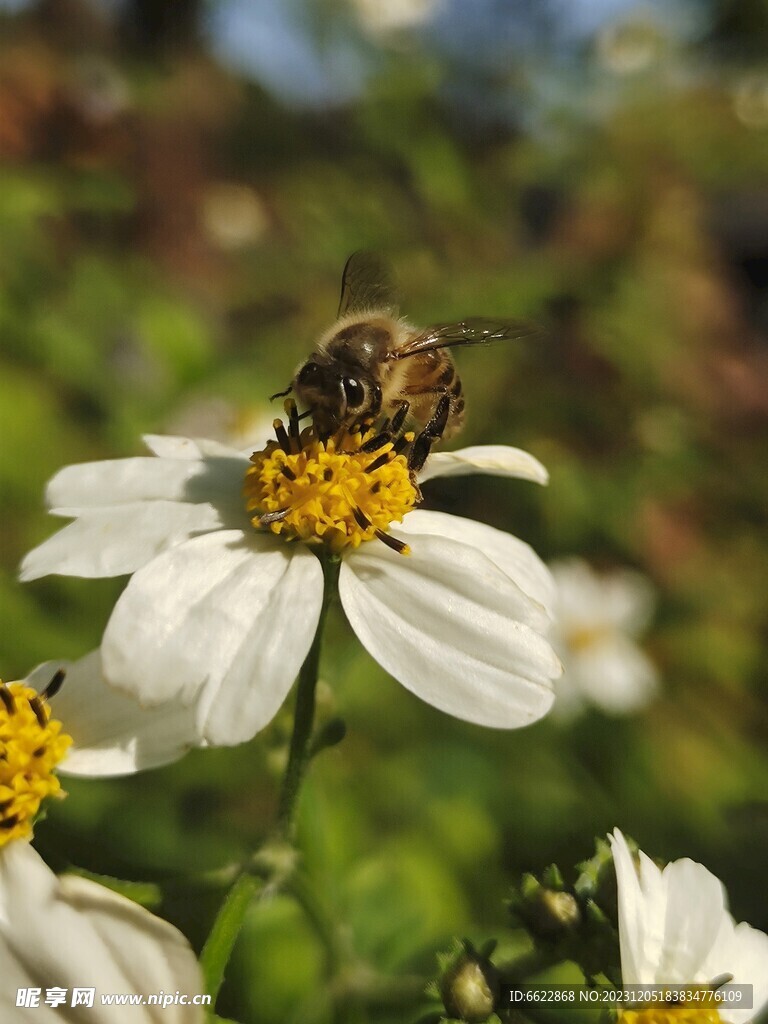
276;554;339;840
200;872;262;1002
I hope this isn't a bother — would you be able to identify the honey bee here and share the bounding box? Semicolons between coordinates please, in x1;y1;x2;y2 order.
275;253;539;465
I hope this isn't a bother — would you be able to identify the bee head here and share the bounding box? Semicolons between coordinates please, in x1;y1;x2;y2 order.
293;357;382;435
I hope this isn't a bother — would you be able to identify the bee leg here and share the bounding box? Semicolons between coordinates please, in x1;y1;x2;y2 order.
408;393;450;472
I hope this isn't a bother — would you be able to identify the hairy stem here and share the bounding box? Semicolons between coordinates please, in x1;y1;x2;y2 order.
201;872;262;1002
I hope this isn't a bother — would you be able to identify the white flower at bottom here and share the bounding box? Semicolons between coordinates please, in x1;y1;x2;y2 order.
549;558;658;717
21;427;561;746
0;842;205;1023
611;828;768;1024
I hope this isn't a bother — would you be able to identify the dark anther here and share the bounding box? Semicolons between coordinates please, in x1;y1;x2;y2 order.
370;481;382;494
281;465;297;481
285;400;301;452
353;506;372;529
32;747;45;757
361;432;391;453
0;687;15;714
375;529;410;554
259;507;291;526
0;799;14;813
29;696;48;728
42;668;66;701
390;402;410;435
323;468;334;481
393;434;411;456
273;419;291;454
364;452;391;474
0;814;19;830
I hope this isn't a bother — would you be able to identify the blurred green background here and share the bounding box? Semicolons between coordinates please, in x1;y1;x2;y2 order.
2;0;768;1020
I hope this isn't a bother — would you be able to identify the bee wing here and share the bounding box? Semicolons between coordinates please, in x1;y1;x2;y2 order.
390;318;542;359
337;251;400;317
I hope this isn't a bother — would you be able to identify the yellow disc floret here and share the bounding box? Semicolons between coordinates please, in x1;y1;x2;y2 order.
0;680;72;846
244;422;419;555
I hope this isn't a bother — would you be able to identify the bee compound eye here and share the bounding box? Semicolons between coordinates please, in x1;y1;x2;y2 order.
297;361;322;387
342;377;365;408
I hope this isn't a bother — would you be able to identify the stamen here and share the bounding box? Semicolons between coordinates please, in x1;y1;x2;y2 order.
375;529;411;555
0;687;14;714
273;419;291;453
41;668;66;701
285;399;301;452
361;432;391;453
393;430;415;456
28;695;47;729
390;403;409;434
281;465;297;481
364;452;391;474
353;506;372;529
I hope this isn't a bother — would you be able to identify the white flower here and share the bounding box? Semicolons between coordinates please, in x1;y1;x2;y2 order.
0;842;206;1023
26;653;200;778
21;430;561;746
548;558;658;717
610;829;768;1023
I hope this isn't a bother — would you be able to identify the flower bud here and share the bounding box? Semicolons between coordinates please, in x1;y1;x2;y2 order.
510;872;581;939
440;945;499;1023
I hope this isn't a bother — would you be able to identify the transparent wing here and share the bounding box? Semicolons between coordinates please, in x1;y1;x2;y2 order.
390;318;542;360
337;251;399;317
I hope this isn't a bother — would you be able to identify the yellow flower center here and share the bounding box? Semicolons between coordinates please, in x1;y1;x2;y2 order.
621;1008;721;1024
566;624;612;652
0;679;72;846
244;419;419;555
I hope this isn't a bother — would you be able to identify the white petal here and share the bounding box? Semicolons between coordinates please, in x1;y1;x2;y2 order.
566;636;659;715
102;531;324;745
656;856;729;982
28;654;201;777
143;434;243;460
0;843;204;1023
45;451;248;512
550;559;655;636
550;558;612;630
20;502;223;581
339;534;560;728
611;828;662;985
418;444;548;485
611;829;728;985
398;509;556;614
703;918;768;1023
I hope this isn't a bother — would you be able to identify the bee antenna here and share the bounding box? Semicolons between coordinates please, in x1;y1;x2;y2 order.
270;384;293;401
